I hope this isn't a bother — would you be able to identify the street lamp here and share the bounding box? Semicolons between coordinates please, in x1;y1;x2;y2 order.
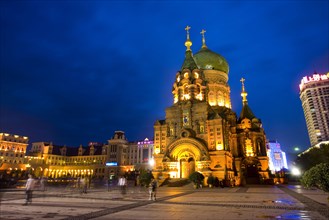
291;167;301;176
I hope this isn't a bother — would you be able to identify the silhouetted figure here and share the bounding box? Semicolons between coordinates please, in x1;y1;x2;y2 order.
149;178;157;201
23;174;35;205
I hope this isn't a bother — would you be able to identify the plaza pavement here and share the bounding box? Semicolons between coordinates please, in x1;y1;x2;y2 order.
0;183;328;220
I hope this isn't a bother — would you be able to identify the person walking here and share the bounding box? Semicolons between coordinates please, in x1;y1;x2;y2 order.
81;176;88;194
118;176;127;195
149;178;157;201
23;174;35;205
40;176;47;191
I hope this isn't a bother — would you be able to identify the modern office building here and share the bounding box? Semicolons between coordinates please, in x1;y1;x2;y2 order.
153;27;270;185
299;72;329;146
266;140;288;173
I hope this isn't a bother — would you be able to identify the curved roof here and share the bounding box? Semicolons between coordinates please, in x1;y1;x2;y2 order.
194;47;229;73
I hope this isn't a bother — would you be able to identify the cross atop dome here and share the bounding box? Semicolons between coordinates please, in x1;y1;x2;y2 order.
240;77;248;105
200;29;207;48
184;25;192;51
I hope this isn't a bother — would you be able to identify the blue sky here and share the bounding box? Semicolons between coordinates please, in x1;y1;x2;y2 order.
1;1;328;153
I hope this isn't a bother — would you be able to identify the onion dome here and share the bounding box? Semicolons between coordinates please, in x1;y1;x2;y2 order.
194;47;229;73
193;29;229;73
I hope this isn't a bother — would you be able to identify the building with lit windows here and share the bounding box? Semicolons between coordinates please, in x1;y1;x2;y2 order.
299;72;329;146
28;141;107;179
152;27;270;185
266;140;288;173
0;133;29;180
26;131;153;180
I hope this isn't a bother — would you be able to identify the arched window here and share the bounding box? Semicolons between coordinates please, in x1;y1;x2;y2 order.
208;91;215;106
195;84;203;100
183;84;190;100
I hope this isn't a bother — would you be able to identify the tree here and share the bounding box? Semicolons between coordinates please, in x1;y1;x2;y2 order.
294;143;329;172
300;163;329;193
207;175;215;187
189;171;204;187
138;170;153;187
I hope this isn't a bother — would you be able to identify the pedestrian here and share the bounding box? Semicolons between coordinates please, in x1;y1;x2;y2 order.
118;176;127;195
219;180;225;188
40;176;47;191
81;176;88;194
148;178;157;201
230;178;235;187
23;174;35;205
77;176;81;189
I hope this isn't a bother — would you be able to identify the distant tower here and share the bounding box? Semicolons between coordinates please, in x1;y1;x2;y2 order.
299;72;329;146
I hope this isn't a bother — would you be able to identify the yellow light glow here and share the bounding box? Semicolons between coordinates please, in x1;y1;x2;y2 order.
169;171;177;178
154;147;160;154
196;93;203;101
245;139;254;157
216;144;223;150
183;94;190;100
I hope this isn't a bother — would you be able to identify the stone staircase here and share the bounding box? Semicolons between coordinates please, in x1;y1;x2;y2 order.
160;178;190;187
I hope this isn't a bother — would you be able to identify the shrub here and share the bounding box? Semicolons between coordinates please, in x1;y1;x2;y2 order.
138;170;154;187
300;163;329;192
189;171;204;185
207;175;215;186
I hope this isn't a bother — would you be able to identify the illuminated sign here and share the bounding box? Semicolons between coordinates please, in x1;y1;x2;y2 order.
106;162;118;166
299;72;329;91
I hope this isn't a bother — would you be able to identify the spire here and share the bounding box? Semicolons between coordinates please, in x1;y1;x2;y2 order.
240;77;248;105
184;25;192;51
181;26;198;71
239;77;256;121
200;29;207;49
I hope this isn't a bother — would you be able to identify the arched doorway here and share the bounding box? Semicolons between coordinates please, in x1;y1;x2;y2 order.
242;158;261;184
180;156;195;178
166;137;208;179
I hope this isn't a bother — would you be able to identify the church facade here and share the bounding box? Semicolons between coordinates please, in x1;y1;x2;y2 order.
152;27;270;185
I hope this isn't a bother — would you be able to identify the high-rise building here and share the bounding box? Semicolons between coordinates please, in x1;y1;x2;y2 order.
299;72;329;146
153;27;270;185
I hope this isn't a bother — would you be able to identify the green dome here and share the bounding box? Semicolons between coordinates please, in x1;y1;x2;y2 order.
194;47;229;73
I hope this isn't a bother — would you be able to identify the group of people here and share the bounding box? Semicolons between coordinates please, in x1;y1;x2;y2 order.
22;174;158;205
117;175;157;200
23;174;48;205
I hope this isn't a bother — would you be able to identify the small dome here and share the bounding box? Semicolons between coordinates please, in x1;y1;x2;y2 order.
194;47;229;73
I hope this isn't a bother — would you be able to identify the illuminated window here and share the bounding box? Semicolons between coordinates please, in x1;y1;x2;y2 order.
183;85;190;100
208;92;215;106
245;139;254;156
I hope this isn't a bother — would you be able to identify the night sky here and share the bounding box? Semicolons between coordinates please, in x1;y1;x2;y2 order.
1;1;328;154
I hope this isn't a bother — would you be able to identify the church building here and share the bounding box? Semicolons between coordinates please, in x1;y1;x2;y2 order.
152;27;270;185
